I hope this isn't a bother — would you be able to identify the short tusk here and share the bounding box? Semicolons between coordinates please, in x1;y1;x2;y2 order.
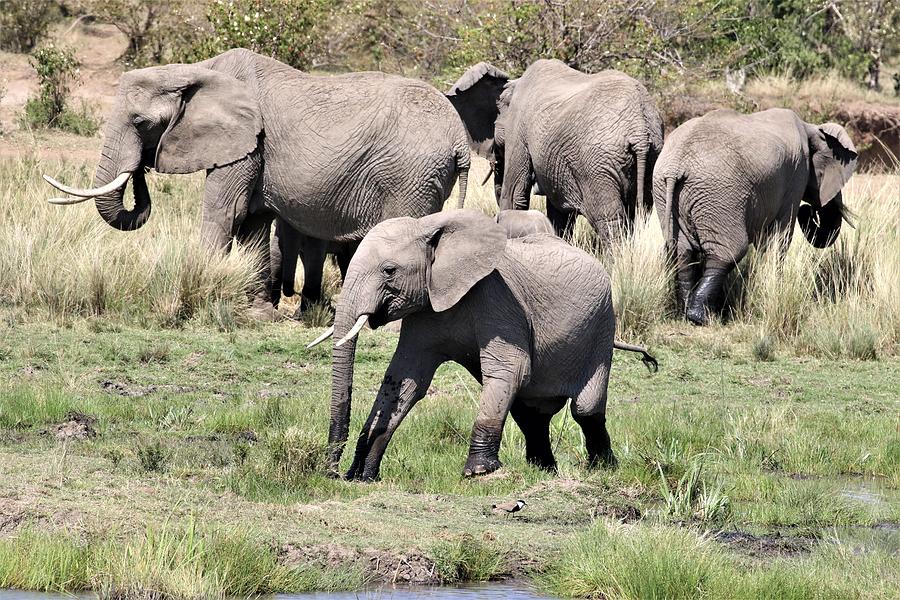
480;164;495;186
306;325;335;349
334;314;369;348
43;171;131;198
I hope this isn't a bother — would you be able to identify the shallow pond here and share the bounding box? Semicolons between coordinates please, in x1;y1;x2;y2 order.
0;583;560;600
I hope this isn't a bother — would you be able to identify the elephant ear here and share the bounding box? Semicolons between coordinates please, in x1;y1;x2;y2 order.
807;122;857;207
445;62;510;159
419;209;507;312
155;65;262;174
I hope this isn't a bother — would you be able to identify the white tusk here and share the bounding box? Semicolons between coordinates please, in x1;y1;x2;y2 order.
306;325;335;349
48;196;91;205
334;314;369;348
43;171;131;198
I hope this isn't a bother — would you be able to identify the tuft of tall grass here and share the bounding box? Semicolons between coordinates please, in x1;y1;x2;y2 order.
0;521;363;598
0;157;258;325
431;534;505;583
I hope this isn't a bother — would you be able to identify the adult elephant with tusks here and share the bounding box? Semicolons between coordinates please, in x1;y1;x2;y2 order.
42;48;470;317
446;59;663;245
307;209;657;481
653;108;858;325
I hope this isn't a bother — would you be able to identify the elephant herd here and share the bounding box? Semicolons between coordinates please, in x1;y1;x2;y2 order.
43;49;858;481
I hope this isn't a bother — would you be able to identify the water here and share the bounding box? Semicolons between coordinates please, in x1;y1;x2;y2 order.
0;584;559;600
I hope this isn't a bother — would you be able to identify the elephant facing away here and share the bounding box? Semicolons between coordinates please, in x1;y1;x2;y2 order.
307;210;656;481
446;60;664;245
44;49;470;314
496;209;555;238
653;108;857;325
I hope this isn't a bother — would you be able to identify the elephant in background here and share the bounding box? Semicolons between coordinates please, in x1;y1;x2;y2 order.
44;48;470;315
269;218;356;315
307;210;656;481
446;60;663;245
496;209;555;238
653;108;857;325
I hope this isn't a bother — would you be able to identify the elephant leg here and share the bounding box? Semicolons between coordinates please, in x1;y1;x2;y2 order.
509;400;557;472
497;143;533;211
571;366;614;468
235;210;275;313
346;344;442;481
675;244;701;318
685;258;734;326
298;237;328;312
200;151;261;253
335;242;358;281
546;200;576;240
579;197;627;251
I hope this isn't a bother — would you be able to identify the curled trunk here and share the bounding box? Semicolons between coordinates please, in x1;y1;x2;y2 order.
798;198;843;249
93;125;150;231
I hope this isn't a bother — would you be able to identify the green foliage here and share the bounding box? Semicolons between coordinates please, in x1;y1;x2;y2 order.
178;0;335;69
136;439;168;472
0;0;60;52
20;45;100;135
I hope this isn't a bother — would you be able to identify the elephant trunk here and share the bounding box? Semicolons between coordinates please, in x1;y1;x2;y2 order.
93;124;150;231
798;196;844;249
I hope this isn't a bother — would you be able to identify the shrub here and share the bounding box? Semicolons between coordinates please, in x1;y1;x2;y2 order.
136;440;168;472
20;45;100;135
177;0;335;69
0;0;60;52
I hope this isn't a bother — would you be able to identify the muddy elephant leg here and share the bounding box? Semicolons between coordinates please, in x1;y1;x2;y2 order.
509;400;558;472
546;200;576;240
685;257;734;326
675;243;701;318
346;344;442;481
571;367;614;468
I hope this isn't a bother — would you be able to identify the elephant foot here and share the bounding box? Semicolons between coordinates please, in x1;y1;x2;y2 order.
586;448;617;470
463;455;502;478
686;303;711;326
686;266;729;326
526;455;558;473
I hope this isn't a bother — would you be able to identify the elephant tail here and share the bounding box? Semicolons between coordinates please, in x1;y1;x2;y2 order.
613;340;659;373
663;176;681;260
635;147;648;216
456;166;469;209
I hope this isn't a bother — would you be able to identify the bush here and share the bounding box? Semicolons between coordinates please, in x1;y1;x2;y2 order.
0;0;60;52
177;0;335;69
431;534;505;583
19;45;100;135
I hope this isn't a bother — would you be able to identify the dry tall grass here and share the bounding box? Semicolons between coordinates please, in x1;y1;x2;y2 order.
2;154;897;357
0;156;259;327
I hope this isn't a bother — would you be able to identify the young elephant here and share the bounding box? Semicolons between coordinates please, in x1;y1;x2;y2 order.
495;209;555;238
308;210;655;481
653;108;857;325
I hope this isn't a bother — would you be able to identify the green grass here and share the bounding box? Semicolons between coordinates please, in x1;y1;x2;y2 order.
0;155;897;595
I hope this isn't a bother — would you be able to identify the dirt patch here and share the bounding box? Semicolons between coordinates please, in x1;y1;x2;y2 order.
0;498;28;536
279;543;441;585
99;379;195;397
44;411;97;441
715;530;814;558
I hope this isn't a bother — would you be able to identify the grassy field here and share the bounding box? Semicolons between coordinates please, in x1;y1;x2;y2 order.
0;154;898;599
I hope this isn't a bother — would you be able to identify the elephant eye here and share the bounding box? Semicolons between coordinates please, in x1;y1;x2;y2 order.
381;264;397;277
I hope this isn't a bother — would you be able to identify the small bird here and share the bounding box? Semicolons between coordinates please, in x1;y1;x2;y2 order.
492;499;526;515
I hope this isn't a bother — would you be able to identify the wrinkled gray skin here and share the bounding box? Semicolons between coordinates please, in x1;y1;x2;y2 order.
447;60;663;245
324;209;641;481
46;49;469;310
496;209;555;238
269;218;356;314
653;108;857;325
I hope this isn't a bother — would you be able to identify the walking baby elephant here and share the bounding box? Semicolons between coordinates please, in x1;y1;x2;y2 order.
654;108;857;325
307;210;656;481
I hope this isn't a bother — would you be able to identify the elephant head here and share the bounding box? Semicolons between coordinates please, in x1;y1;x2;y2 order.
798;122;858;248
44;61;262;233
311;210;507;473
